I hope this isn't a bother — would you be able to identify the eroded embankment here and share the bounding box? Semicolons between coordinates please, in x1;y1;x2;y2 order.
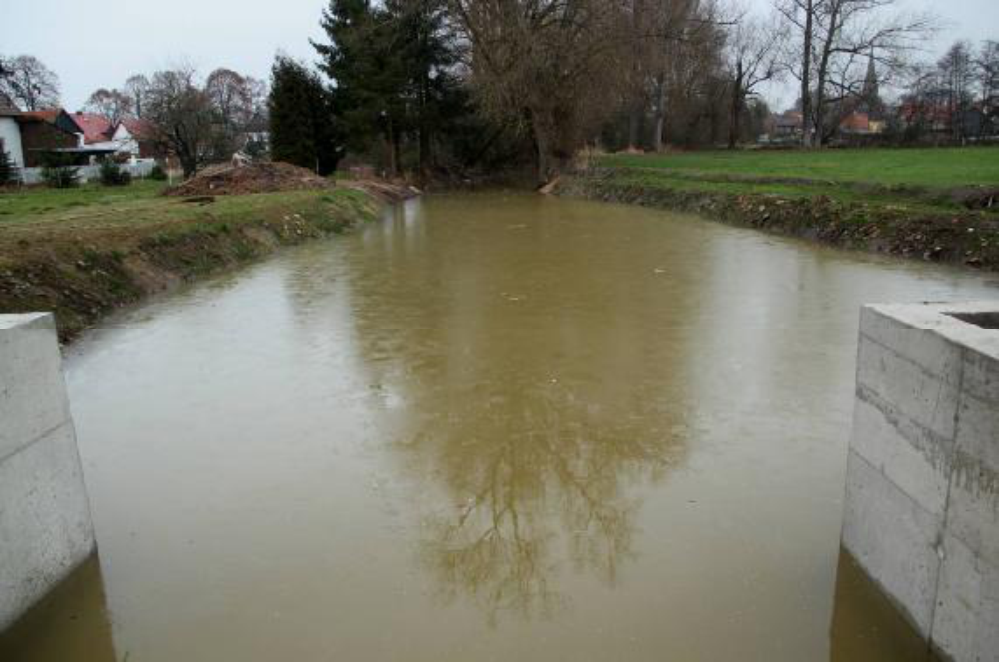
559;169;999;272
0;185;408;342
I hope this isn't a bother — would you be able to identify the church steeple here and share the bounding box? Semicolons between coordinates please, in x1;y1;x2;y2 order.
861;49;882;117
863;49;878;102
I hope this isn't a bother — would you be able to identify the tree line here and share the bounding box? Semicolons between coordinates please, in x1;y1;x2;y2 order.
80;68;269;176
1;55;268;177
896;40;999;142
5;1;994;183
268;0;956;182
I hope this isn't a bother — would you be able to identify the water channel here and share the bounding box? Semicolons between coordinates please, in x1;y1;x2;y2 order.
3;193;998;661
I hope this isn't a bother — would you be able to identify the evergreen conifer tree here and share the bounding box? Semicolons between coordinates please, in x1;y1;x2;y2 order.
0;139;19;185
268;56;342;175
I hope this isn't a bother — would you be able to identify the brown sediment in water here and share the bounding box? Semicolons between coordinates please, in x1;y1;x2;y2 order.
0;555;116;662
20;193;991;661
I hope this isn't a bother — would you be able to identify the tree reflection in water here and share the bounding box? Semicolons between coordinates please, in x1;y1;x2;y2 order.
408;377;685;624
293;196;696;624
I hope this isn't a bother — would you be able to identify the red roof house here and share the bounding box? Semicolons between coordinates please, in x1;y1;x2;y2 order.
69;112;115;144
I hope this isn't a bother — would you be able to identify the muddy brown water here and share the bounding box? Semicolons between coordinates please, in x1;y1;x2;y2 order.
4;193;997;661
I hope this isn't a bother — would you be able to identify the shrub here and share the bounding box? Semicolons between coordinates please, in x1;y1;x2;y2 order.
99;160;132;186
148;164;168;181
40;154;80;189
0;140;20;185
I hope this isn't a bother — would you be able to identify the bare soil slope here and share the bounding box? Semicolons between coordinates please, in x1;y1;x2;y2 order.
165;162;332;197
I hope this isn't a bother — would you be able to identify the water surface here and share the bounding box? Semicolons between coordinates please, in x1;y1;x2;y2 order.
6;192;997;661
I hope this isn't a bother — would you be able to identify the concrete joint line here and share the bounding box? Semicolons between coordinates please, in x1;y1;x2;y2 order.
0;420;72;465
926;344;967;648
858;331;962;387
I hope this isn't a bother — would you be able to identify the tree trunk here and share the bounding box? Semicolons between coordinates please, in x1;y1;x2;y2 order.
814;1;842;147
385;117;397;177
628;105;642;149
393;132;402;178
627;0;643;150
800;0;814;148
729;62;744;149
651;78;666;152
418;74;431;172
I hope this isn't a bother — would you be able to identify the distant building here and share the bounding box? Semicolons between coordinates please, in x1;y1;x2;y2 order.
14;109;89;167
0;109;26;170
839;111;871;134
770;111;804;140
0;108;168;170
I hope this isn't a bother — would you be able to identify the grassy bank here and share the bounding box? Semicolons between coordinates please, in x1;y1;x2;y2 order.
600;147;999;189
0;182;383;341
563;147;999;271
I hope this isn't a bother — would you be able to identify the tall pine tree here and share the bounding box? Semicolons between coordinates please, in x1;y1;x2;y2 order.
268;56;342;175
0;139;20;186
313;0;462;174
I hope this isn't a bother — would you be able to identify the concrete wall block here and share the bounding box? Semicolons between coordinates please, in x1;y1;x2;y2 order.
945;455;999;569
0;313;71;461
955;375;999;479
855;335;961;441
0;422;95;630
930;534;999;662
849;394;952;517
841;450;943;636
845;303;999;662
861;306;966;383
961;341;999;405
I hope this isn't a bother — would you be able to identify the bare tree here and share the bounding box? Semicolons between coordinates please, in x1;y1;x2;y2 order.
245;76;269;128
205;68;253;134
144;67;217;177
937;41;975;140
0;55;60;111
205;68;257;158
83;88;133;123
776;0;935;146
976;40;999;107
643;0;727;151
450;0;629;181
124;74;150;118
725;9;784;148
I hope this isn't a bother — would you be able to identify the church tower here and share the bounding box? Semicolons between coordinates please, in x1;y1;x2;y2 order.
861;50;882;118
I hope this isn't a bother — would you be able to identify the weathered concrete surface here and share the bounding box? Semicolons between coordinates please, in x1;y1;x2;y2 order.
0;313;94;631
842;302;999;662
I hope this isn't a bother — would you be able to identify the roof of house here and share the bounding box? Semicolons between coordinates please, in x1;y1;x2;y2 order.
120;117;153;139
773;111;803;128
69;112;115;144
15;109;85;138
19;109;62;122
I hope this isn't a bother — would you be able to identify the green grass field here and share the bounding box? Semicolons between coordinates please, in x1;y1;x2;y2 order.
592;147;999;213
0;180;168;221
0;182;372;234
599;147;999;189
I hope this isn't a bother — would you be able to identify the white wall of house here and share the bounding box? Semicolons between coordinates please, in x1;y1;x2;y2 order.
108;124;140;160
20;159;157;185
0;117;25;170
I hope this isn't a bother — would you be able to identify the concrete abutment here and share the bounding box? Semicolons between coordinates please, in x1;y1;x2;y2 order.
0;313;95;630
842;302;999;662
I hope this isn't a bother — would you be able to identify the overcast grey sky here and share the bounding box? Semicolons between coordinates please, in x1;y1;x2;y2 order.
2;0;997;111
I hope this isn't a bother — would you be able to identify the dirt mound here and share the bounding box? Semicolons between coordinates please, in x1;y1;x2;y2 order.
164;162;332;197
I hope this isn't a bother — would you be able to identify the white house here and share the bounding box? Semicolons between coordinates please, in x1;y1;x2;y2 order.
0;111;25;170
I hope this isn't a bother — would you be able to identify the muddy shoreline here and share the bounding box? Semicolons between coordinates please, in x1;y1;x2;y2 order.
558;170;999;273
